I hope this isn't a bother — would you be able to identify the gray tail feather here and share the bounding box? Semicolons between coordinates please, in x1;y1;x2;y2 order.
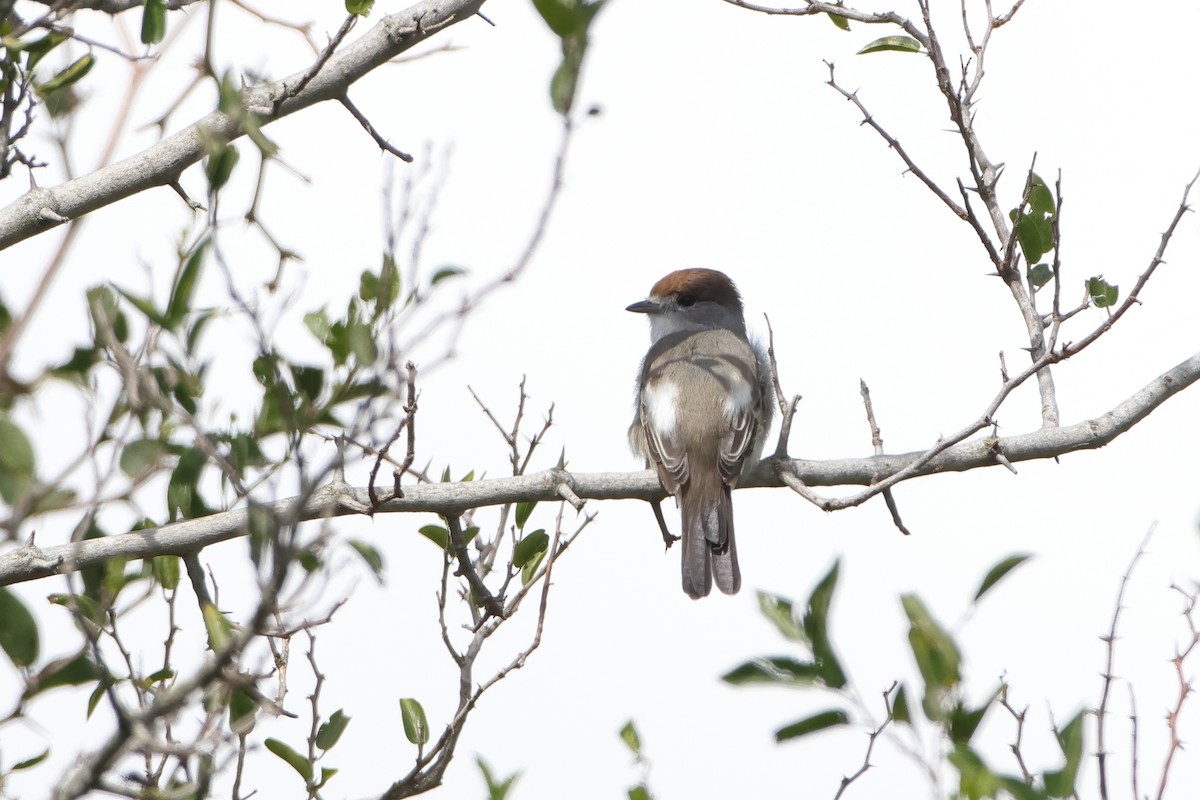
681;483;740;599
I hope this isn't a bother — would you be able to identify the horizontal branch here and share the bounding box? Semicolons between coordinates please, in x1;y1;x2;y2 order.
2;349;1197;587
0;0;485;251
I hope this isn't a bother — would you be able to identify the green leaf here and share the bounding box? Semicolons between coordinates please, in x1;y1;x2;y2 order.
1087;276;1119;309
87;285;128;343
892;683;912;724
478;756;521;800
901;594;961;722
973;553;1032;602
316;708;351;750
28;652;98;695
115;285;169;328
0;416;35;504
314;767;338;790
230;686;257;735
166;238;207;329
514;500;537;530
11;748;50;771
949;743;998;800
348;539;385;583
998;775;1050;800
87;682;105;718
167;447;212;521
828;11;850;30
618;720;641;755
400;697;429;745
757;591;808;644
627;787;651;800
1010;174;1056;264
550;57;579;116
1027;263;1053;289
202;603;232;651
265;738;313;783
521;548;547;585
1044;710;1085;797
721;656;822;686
531;0;575;37
857;35;922;54
205;141;239;191
346;0;374;15
418;524;448;549
774;709;849;742
513;529;549;567
291;364;325;403
38;53;94;93
430;265;467;286
0;587;39;667
151;555;181;590
949;690;999;744
119;438;168;477
140;0;166;44
803;560;847;689
22;32;68;72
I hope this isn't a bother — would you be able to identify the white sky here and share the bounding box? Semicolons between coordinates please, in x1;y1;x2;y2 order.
2;0;1200;798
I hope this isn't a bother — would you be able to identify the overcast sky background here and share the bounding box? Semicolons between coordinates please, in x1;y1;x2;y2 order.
2;0;1200;797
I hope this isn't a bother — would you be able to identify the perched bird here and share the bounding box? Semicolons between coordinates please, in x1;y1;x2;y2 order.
627;269;773;598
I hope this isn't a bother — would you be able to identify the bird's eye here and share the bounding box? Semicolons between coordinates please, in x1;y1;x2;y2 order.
677;293;696;307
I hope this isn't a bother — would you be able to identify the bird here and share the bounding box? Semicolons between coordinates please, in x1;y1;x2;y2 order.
627;268;773;598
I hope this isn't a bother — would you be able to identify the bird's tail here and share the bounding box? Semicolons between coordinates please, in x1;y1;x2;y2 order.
680;477;740;599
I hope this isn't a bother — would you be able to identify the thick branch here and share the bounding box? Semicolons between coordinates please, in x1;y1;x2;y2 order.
3;350;1197;587
0;0;486;251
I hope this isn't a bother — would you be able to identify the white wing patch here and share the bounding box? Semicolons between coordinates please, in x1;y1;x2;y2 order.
644;381;679;438
722;381;753;422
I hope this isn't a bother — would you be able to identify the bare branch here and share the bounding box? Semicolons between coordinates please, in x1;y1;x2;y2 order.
5;348;1199;587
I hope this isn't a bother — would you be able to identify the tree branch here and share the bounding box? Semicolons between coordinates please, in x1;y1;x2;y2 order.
3;349;1198;587
0;0;486;250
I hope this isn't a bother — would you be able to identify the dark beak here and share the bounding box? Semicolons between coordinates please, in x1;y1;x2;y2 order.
625;300;658;314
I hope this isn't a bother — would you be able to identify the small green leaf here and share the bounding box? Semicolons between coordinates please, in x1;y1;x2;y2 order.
618;720;641;755
721;656;822;686
998;775;1050;800
38;53;95;93
202;603;232;651
1044;710;1085;797
0;416;35;504
857;35;922;54
757;591;808;644
550;57;579;115
11;749;49;771
265;738;313;783
1027;263;1053;289
230;686;257;735
892;683;912;724
87;682;106;717
514;501;537;530
950;743;999;800
205;141;239;191
22;32;68;72
902;594;961;722
151;555;181;590
828;12;850;30
804;560;847;689
521;548;547;585
628;788;651;800
316;708;351;750
400;697;429;745
314;767;338;790
166;238;207;329
478;755;521;800
346;0;374;15
28;652;98;695
513;529;549;568
531;0;575;37
774;709;849;742
974;553;1032;602
430;265;467;286
119;438;168;477
141;0;166;44
1087;276;1119;309
0;587;39;667
348;539;385;583
418;525;448;549
949;690;998;744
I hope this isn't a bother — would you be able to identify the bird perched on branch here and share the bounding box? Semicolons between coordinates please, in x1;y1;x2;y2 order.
627;269;773;599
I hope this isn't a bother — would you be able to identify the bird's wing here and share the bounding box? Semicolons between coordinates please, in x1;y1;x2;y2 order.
719;396;759;486
640;395;689;495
